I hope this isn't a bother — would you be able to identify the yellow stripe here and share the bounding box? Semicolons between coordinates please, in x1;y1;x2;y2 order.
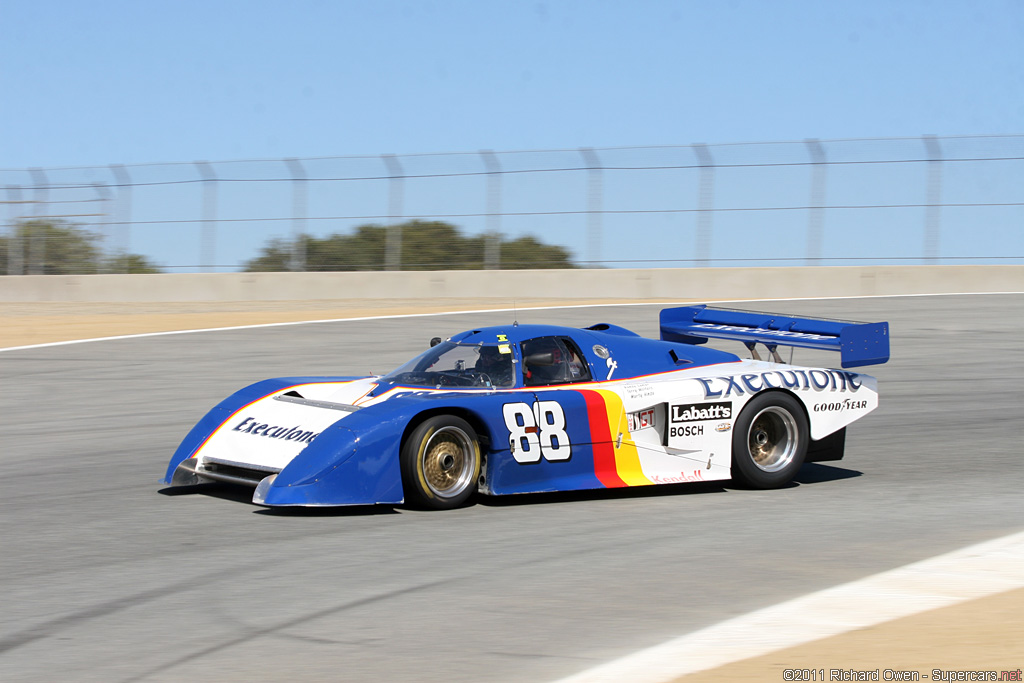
595;390;652;486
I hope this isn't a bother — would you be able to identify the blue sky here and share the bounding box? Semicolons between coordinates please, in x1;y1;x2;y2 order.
2;0;1021;167
0;1;1021;271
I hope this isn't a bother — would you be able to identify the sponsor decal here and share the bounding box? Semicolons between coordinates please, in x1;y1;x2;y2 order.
651;469;706;485
715;423;732;433
232;416;320;444
813;398;868;412
605;355;618;381
693;323;833;341
627;408;656;432
696;369;864;399
670;424;704;438
671;401;732;422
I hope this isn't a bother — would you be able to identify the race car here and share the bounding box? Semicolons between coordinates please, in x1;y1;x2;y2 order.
163;305;889;509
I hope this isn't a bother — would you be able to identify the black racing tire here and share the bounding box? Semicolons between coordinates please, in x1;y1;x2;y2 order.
731;392;808;489
401;415;481;509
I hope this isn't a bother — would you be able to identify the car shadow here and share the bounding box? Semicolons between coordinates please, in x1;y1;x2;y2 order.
723;463;863;491
252;505;400;517
475;480;728;508
157;483;400;516
793;462;863;484
157;483;254;503
158;462;862;515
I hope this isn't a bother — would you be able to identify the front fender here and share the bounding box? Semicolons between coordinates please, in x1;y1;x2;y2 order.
163;377;357;484
255;409;410;507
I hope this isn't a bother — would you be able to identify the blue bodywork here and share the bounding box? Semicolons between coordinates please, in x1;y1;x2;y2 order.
164;308;890;506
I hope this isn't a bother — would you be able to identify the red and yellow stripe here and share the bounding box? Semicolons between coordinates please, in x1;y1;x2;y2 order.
579;389;653;488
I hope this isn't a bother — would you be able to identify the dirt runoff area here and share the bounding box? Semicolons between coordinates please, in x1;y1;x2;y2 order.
675;587;1024;681
0;298;659;348
2;299;1021;680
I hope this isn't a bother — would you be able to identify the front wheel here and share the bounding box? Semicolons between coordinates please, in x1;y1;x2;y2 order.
401;415;481;509
731;392;808;489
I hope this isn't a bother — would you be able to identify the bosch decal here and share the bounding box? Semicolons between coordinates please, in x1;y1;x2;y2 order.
669;424;704;438
696;369;864;399
232;416;320;444
671;402;732;422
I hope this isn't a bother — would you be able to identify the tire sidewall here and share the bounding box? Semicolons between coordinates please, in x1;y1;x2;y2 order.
400;415;481;509
731;391;809;489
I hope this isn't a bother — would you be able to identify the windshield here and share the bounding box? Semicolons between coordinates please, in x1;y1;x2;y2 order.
380;342;516;389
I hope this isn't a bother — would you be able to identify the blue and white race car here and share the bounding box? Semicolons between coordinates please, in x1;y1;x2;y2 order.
163;305;889;509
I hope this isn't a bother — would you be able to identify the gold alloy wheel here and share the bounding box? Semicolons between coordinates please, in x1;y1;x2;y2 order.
747;406;800;473
421;426;477;499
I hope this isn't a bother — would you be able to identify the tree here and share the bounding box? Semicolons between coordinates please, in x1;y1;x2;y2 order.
243;220;575;272
103;252;162;274
0;220;162;275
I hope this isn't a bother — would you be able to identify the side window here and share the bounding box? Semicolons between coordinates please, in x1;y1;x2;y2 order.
559;337;592;382
521;336;592;386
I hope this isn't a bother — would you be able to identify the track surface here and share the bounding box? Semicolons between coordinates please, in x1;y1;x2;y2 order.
1;295;1022;682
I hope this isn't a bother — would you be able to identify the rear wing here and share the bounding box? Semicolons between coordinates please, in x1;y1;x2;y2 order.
660;305;889;368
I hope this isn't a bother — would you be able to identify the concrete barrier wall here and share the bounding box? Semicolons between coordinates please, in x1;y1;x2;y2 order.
1;266;1022;303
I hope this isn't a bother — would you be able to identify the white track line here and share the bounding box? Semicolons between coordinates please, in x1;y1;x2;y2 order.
552;530;1024;683
3;291;1022;353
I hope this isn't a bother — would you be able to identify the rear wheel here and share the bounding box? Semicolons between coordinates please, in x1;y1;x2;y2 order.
731;392;808;488
401;415;481;509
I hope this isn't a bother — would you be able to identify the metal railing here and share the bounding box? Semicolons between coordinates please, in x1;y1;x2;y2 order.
2;134;1022;273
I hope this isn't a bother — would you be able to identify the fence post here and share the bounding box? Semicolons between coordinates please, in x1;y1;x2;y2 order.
580;147;603;267
195;161;218;273
284;158;308;272
382;154;404;271
110;165;133;272
5;185;24;275
28;168;48;274
480;150;502;269
92;182;112;272
805;138;826;266
923;134;942;264
693;144;714;267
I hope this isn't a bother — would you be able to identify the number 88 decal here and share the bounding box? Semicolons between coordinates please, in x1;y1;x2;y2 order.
502;401;572;463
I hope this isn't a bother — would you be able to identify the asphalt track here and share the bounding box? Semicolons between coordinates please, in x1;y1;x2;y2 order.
1;294;1022;682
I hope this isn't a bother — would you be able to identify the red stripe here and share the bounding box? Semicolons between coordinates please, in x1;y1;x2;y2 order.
581;390;626;489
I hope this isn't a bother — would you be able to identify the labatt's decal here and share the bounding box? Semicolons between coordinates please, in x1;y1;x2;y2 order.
671;401;732;423
696;369;863;399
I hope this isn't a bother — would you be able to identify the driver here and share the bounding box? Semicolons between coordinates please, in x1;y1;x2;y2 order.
475;345;514;387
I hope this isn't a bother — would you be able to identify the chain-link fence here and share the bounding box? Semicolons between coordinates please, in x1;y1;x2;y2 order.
2;134;1023;273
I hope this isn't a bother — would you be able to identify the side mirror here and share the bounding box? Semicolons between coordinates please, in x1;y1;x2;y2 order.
429;337;442;348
